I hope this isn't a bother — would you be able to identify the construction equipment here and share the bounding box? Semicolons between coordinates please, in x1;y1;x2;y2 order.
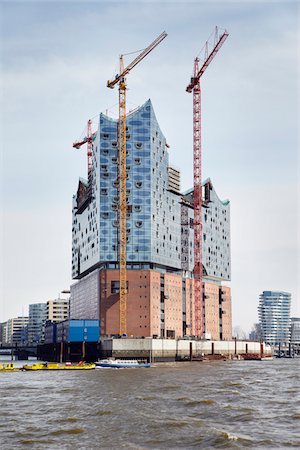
73;119;96;179
186;26;228;337
107;31;167;336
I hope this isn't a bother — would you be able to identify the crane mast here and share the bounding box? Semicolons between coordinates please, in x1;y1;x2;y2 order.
107;31;167;336
73;119;95;198
186;27;228;337
118;55;127;336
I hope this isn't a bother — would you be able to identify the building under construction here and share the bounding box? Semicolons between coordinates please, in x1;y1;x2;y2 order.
70;98;232;340
70;29;231;341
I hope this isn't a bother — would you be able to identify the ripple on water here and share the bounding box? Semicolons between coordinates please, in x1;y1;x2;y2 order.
50;428;85;435
95;410;112;415
178;397;216;407
19;439;56;446
212;429;255;448
160;385;179;392
136;395;157;401
51;417;78;423
224;381;243;388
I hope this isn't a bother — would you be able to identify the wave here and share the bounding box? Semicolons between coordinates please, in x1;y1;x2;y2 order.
95;410;112;415
50;428;84;435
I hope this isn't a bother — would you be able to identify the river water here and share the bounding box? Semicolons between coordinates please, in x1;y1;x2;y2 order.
0;358;299;449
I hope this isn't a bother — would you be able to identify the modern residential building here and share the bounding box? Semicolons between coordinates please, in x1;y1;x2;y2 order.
258;291;291;346
70;99;232;339
5;317;29;345
290;317;300;346
27;303;47;344
47;297;69;323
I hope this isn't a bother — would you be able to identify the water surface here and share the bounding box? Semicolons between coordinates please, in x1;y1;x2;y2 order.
0;359;299;449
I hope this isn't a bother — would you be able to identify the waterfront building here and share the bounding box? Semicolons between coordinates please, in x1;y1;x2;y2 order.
0;322;7;345
70;99;232;339
290;317;300;346
47;297;69;323
27;303;47;344
258;291;291;346
5;316;29;345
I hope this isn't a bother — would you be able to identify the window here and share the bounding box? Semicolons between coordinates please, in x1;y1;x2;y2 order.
111;280;128;293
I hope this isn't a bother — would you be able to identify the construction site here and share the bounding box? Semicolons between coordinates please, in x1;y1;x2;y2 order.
69;28;233;345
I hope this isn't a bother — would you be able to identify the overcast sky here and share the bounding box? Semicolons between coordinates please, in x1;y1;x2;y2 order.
1;0;299;332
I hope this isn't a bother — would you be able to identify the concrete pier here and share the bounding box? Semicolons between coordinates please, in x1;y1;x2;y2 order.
100;338;272;361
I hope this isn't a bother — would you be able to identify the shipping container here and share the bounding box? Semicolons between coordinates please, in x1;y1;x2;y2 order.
56;320;100;343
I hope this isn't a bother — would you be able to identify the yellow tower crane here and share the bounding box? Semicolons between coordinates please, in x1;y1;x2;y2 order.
107;31;167;336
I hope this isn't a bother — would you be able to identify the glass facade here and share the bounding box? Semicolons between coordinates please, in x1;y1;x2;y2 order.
181;179;231;281
28;303;47;344
258;291;291;346
72;99;181;278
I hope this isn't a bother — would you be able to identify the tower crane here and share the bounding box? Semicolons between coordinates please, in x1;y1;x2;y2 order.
73;119;96;197
107;31;167;336
186;26;228;337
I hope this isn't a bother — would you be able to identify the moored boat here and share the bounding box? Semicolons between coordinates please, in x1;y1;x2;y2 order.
0;363;22;372
22;362;95;370
95;359;151;368
241;353;273;361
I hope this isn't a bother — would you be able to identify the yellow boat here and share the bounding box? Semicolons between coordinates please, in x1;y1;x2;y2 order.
0;363;22;372
22;363;46;371
22;362;95;371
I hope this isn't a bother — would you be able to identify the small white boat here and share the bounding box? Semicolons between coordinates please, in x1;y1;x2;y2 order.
95;358;151;368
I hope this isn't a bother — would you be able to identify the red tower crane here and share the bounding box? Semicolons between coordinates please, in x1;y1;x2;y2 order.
186;26;228;337
73;119;94;178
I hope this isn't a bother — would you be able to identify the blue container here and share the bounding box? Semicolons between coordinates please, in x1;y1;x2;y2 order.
56;320;100;343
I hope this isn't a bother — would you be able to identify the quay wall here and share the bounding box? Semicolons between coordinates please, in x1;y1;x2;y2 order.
101;338;272;360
